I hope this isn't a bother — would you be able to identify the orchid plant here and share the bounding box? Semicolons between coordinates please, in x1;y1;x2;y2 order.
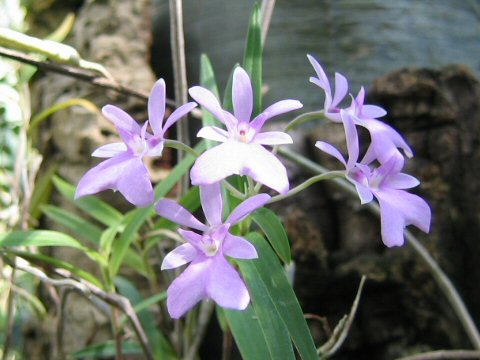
6;4;465;360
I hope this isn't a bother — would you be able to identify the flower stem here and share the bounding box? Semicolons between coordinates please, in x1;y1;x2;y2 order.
277;146;480;350
164;139;199;158
269;171;345;203
284;110;326;133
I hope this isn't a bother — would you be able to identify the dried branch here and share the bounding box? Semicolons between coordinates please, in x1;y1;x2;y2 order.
395;350;480;360
0;46;155;105
7;257;154;360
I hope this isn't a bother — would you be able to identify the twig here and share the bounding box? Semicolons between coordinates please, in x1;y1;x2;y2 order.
169;0;190;196
7;257;155;360
1;268;16;360
277;146;480;350
185;301;215;360
0;46;157;105
395;350;480;360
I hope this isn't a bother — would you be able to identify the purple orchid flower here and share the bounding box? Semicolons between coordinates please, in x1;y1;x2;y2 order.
307;54;412;164
315;110;431;247
75;79;197;207
188;66;303;194
156;183;270;318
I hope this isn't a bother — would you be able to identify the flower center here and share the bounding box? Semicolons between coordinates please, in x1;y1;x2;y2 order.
201;235;220;257
235;123;255;143
132;136;147;156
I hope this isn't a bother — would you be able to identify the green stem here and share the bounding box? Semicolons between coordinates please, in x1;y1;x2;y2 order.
284;110;326;133
164;139;199;158
269;171;345;204
277;146;480;350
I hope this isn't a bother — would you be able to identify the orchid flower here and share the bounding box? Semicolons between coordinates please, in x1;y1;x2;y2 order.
307;54;412;164
316;110;431;247
188;66;303;194
75;79;197;207
156;183;270;318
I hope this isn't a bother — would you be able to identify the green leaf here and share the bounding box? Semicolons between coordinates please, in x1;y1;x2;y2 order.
243;3;263;116
199;54;222;147
242;233;317;360
224;304;279;360
70;341;142;359
252;207;291;264
222;65;236;112
0;230;106;267
109;141;207;276
4;249;103;288
0;230;85;249
52;175;123;227
29;162;58;220
41;204;103;245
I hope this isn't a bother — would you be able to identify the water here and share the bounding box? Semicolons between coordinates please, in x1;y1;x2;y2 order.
154;0;480;111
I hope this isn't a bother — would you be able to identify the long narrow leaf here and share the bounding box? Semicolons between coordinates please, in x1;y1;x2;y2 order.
71;341;142;359
224;304;277;360
199;54;223;147
252;207;291;264
243;233;318;360
243;3;263;116
0;230;85;249
41;204;103;245
52;175;123;227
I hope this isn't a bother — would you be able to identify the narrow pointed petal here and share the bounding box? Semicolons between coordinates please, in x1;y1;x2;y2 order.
332;72;348;108
148;79;166;135
75;153;153;207
189;86;226;124
232;67;253;123
341;111;360;169
353;182;374;204
197;126;229;142
307;54;330;93
178;229;204;249
102;105;141;134
315;141;347;166
360;119;413;161
91;142;127;158
190;141;246;185
145;137;165;156
161;243;197;270
250;100;303;132
374;189;431;247
206;256;250;310
166;258;210;318
226;193;270;225
361;104;387;119
156;199;208;231
253;131;293;145
200;183;223;226
384;173;420;189
242;144;290;194
223;233;258;259
162;102;197;135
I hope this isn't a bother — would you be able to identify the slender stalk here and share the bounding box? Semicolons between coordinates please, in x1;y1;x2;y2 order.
269;171;345;203
185;301;215;360
111;307;124;360
277;146;480;350
169;0;190;196
1;268;16;360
